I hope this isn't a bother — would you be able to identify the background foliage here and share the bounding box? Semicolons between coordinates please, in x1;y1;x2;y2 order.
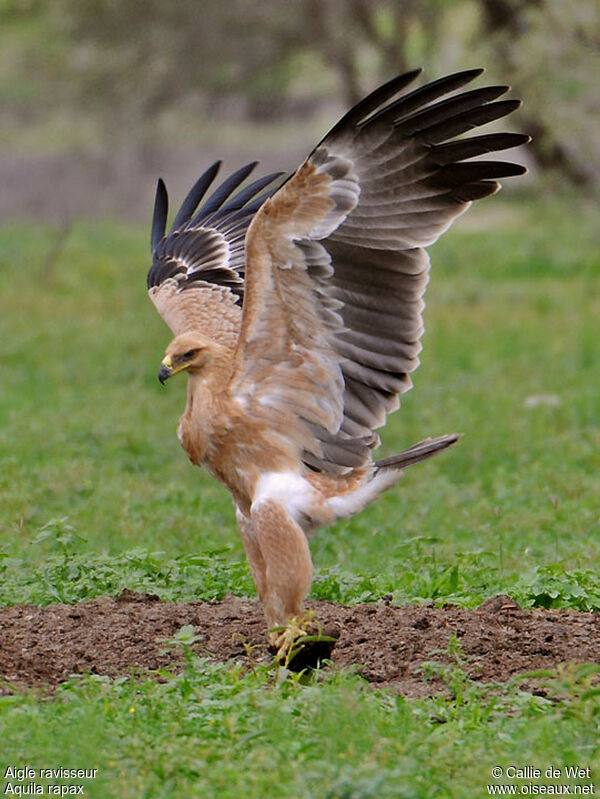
1;0;599;191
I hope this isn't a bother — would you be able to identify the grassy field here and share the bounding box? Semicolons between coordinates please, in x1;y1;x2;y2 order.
1;190;599;797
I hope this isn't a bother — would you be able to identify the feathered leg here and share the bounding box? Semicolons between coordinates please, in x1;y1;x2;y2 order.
249;499;313;630
238;500;338;667
236;508;268;604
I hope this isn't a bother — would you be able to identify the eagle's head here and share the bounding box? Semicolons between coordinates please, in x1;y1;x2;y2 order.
158;331;213;384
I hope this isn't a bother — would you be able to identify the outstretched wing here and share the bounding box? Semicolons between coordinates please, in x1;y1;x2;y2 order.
231;68;529;472
147;161;284;351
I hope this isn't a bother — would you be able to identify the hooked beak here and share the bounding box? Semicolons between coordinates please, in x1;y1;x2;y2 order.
158;355;174;385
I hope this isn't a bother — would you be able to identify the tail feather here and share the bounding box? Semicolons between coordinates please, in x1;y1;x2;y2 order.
375;433;460;472
325;433;459;524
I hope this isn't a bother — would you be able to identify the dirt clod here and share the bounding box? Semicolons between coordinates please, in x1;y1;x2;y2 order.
0;595;598;697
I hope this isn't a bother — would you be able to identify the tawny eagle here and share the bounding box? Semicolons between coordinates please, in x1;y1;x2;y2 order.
147;69;528;661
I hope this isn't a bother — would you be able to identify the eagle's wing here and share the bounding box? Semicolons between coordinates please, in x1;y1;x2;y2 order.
147;161;284;351
230;69;529;472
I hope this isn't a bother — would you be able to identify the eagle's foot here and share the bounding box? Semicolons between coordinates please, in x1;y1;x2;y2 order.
269;611;339;671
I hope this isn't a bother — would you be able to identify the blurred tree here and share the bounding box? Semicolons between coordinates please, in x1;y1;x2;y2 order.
478;0;600;186
306;0;451;105
32;0;485;130
1;0;598;186
40;0;450;126
47;0;312;137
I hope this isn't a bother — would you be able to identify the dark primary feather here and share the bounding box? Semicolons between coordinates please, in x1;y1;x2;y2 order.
418;99;523;144
210;172;287;222
364;69;485;126
323;69;423;141
147;163;284;293
189;162;259;224
431;132;529;164
392;85;510;134
169;161;222;232
150;178;168;253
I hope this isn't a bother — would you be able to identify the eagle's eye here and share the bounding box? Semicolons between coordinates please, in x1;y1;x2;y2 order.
182;349;198;360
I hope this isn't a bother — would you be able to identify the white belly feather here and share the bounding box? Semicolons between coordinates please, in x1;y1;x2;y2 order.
252;471;317;526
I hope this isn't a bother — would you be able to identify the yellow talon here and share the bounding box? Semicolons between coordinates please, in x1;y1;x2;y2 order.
269;611;338;670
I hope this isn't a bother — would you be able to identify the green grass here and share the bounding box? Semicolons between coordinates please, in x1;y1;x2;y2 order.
1;192;599;796
2;653;600;798
0;194;598;592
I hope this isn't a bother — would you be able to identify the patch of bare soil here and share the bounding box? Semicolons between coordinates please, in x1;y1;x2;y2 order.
1;593;598;698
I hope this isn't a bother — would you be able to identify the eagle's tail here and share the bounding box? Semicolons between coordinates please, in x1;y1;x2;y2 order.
326;433;459;523
374;433;460;473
